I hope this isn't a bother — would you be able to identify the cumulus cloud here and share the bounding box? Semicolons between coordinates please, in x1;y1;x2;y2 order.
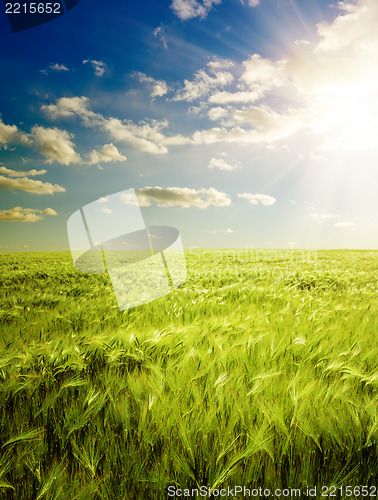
173;63;234;101
41;96;97;123
208;107;229;121
192;104;316;146
241;54;283;86
40;63;70;74
192;126;259;145
83;59;107;77
0;165;65;195
135;186;231;208
0;206;57;222
0;175;65;194
0;119;30;146
134;72;169;99
170;0;221;20
31;126;81;165
43;97;190;155
238;193;276;206
88;144;127;164
104;117;191;151
0;118;82;166
0;166;47;177
208;155;239;170
191;55;284;106
209;90;264;105
207;59;234;71
195;103;314;145
204;54;286;114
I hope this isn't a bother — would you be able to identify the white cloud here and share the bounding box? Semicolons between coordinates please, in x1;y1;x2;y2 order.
0;166;65;195
0;175;65;195
207;59;234;71
209;90;264;105
170;0;221;20
240;0;260;5
238;193;276;206
43;97;190;155
40;63;70;74
208;156;239;170
41;96;97;123
31;126;81;165
101;207;112;215
153;24;168;48
0;206;57;222
0;118;82;166
192;126;259;145
173;66;234;102
43;208;57;216
334;221;356;227
0;166;47;177
136;186;231;208
213;105;307;142
241;53;285;90
204;55;285;106
0;119;30;146
101;119;166;154
208;107;229;121
88;144;127;164
134;72;169;99
83;59;107;77
50;63;69;72
192;102;318;145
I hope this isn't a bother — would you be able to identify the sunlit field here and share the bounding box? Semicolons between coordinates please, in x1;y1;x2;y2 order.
0;250;377;498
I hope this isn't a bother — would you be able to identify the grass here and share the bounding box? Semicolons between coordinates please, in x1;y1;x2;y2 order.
0;249;377;498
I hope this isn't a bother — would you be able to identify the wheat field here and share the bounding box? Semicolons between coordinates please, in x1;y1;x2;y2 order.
0;249;377;498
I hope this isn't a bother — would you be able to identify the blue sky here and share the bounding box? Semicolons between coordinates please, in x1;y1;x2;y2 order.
1;0;378;251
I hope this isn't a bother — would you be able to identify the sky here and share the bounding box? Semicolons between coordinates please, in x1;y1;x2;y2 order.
1;0;378;251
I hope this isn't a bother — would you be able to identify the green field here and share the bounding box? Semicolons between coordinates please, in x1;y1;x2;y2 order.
0;250;377;498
